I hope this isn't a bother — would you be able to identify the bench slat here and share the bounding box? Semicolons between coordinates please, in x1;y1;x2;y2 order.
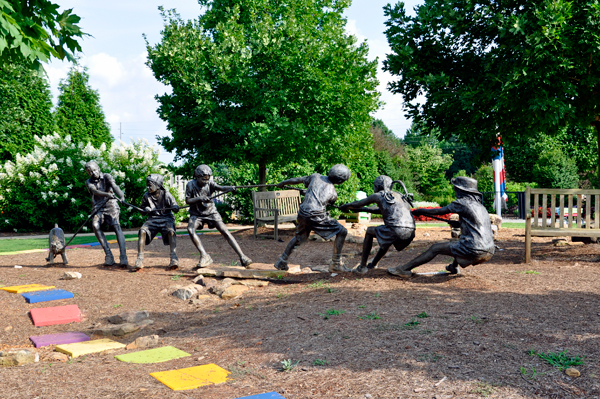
542;194;547;228
577;195;583;229
550;194;556;227
530;228;600;237
568;195;573;228
559;195;565;228
586;196;591;229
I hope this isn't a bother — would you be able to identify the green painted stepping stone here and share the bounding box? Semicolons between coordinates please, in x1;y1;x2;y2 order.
114;346;191;364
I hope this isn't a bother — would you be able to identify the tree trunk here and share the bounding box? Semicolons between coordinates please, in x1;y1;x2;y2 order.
595;119;600;189
258;161;267;192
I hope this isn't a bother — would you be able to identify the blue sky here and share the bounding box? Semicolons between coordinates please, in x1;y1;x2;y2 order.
46;0;421;165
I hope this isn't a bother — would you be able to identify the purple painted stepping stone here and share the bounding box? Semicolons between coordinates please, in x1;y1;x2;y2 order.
29;332;90;348
236;393;286;399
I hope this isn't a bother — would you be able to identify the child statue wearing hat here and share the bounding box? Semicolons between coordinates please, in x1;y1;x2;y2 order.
132;174;180;271
388;176;495;277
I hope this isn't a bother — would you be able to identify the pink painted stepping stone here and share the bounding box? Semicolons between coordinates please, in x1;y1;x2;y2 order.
30;304;81;327
30;332;90;348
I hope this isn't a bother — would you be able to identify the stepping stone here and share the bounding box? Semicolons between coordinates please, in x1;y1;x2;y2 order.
30;304;81;326
236;393;287;399
29;332;90;348
115;346;190;364
150;363;230;390
55;338;126;358
1;284;55;293
22;289;74;303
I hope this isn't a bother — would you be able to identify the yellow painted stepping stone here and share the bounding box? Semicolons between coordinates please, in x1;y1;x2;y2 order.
1;284;55;293
150;363;230;390
56;339;126;358
115;346;190;364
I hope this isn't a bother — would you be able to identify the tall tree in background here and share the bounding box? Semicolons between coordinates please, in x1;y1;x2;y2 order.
383;0;600;186
0;0;87;71
0;62;54;161
54;65;112;147
146;0;380;186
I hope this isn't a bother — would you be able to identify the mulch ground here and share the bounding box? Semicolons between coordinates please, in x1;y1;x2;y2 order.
1;225;600;399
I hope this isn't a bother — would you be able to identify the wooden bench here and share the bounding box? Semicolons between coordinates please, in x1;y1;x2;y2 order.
252;190;301;241
525;187;600;263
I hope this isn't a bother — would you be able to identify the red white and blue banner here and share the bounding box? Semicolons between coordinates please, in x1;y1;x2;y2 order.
492;142;508;212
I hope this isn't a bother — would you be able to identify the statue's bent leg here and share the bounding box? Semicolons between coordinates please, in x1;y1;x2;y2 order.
275;231;309;271
388;242;454;277
133;229;147;270
214;221;252;267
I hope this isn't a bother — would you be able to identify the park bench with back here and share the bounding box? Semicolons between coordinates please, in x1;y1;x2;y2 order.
525;187;600;263
252;190;301;241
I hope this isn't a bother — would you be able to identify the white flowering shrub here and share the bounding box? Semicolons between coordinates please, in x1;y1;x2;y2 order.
413;201;441;208
0;133;183;231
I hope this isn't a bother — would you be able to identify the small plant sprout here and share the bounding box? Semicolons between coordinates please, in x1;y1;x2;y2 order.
358;312;381;320
313;359;329;366
518;270;540;275
358;305;366;309
417;311;430;318
374;292;381;298
170;274;184;281
281;359;299;372
307;280;328;289
318;309;345;320
402;318;420;329
113;304;122;308
470;315;485;324
528;349;584;370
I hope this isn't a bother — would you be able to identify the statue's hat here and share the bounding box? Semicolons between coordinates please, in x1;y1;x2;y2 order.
451;176;482;196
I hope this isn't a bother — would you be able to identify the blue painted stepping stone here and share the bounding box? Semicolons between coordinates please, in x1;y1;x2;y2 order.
236;393;287;399
29;332;90;348
22;289;74;303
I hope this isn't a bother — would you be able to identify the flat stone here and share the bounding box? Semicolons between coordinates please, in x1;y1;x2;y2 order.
565;367;580;377
568;241;585;246
221;285;249;300
48;352;70;362
126;335;160;350
194;268;221;277
108;311;150;324
301;267;316;274
190;295;215;305
222;269;288;279
288;265;302;274
555;241;569;247
0;349;39;366
62;272;82;280
235;280;269;287
199;277;218;289
192;275;204;284
90;320;153;337
172;287;197;301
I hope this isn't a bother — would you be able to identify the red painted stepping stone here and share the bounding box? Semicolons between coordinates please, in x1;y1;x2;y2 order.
30;304;81;327
29;332;90;348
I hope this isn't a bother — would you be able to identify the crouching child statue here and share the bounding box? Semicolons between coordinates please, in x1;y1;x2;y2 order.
388;176;495;277
274;164;351;272
339;175;415;274
132;174;180;272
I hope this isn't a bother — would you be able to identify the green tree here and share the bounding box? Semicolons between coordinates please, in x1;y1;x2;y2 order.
54;65;112;147
383;0;600;186
0;0;87;71
146;0;380;186
0;62;54;161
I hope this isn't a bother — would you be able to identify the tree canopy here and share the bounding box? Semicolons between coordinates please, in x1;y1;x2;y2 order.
54;65;113;148
0;62;54;161
146;0;380;184
383;0;600;185
0;0;86;71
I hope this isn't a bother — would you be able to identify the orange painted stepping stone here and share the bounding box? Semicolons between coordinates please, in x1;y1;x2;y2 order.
1;284;55;293
30;304;81;326
150;363;230;390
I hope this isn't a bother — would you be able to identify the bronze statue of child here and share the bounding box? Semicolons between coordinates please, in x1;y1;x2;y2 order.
339;175;415;274
132;174;180;271
274;164;351;272
186;165;252;269
388;176;495;277
84;161;128;266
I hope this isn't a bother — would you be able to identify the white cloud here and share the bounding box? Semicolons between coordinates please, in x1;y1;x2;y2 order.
86;53;126;88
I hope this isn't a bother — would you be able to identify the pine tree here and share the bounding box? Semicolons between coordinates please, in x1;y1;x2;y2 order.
54;66;112;147
0;63;55;162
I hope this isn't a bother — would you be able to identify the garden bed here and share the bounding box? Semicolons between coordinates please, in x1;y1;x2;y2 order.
1;226;599;398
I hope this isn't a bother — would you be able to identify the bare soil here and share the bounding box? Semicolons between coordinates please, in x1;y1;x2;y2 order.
1;226;600;399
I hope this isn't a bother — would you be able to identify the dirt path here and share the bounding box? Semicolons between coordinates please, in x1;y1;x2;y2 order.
1;227;599;398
